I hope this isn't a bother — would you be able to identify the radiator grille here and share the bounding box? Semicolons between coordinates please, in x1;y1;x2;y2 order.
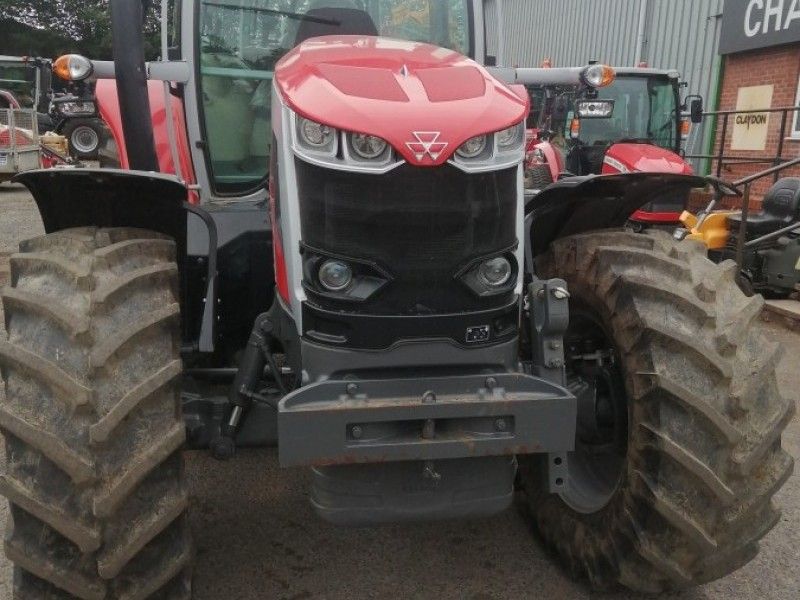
296;160;518;315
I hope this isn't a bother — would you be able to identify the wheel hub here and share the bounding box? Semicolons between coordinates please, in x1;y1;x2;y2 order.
72;125;99;154
559;310;628;514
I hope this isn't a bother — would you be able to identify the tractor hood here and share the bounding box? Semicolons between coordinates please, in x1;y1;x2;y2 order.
603;143;693;175
274;36;528;167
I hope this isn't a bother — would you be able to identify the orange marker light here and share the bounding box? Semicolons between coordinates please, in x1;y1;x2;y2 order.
570;118;581;139
680;119;691;140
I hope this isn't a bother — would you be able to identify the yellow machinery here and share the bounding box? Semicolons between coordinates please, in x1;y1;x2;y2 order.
679;208;735;250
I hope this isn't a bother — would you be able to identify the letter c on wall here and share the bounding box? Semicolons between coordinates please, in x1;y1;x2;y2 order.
745;0;764;37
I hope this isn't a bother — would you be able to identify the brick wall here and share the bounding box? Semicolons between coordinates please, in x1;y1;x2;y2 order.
712;44;800;209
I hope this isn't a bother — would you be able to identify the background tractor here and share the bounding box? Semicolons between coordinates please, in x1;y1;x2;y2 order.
0;1;792;598
522;64;704;229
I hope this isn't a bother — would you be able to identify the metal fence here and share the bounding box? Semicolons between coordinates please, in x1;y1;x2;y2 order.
685;106;800;181
0;108;39;151
0;108;41;176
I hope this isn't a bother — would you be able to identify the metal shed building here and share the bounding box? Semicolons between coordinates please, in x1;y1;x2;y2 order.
491;0;725;162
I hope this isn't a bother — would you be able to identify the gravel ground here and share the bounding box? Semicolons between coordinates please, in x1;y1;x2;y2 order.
0;183;798;599
0;183;44;254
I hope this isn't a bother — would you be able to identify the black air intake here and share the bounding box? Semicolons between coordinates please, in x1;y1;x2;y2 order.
296;161;518;315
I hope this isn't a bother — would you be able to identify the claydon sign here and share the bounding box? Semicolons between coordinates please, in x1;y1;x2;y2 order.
731;85;774;151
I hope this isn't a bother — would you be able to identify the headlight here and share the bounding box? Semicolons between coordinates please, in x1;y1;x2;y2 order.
299;117;335;149
580;64;615;88
349;133;388;159
318;260;353;291
291;112;401;173
456;135;489;159
575;100;615;118
478;257;512;287
458;253;517;296
57;101;96;116
53;54;94;81
495;122;525;153
496;127;517;147
450;122;525;173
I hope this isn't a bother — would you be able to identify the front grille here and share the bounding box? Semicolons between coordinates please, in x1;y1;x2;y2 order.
296;160;518;315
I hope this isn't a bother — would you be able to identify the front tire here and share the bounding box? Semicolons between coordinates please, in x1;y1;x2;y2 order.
523;230;793;592
0;227;192;599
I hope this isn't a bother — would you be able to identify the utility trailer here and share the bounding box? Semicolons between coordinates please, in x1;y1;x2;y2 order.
0;107;41;183
0;1;792;598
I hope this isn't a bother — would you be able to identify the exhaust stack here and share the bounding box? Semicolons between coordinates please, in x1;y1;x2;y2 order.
109;0;159;172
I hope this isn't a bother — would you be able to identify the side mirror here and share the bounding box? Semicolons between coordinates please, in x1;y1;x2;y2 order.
553;96;569;119
690;98;703;123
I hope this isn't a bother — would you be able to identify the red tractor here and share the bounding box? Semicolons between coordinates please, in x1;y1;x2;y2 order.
520;65;704;229
0;1;791;598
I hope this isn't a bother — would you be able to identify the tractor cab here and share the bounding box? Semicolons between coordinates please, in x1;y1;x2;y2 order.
0;55;47;112
535;71;682;170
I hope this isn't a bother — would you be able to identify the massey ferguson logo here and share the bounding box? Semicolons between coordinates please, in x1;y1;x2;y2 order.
406;131;448;161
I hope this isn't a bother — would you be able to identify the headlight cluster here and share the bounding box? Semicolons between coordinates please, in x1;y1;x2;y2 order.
56;101;96;116
292;112;526;174
293;114;401;174
450;121;526;173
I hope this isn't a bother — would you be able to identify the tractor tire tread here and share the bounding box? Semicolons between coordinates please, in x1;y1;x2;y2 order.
525;229;792;592
0;227;191;599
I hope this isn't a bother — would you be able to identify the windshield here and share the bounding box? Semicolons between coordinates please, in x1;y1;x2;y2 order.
573;76;679;151
198;0;471;195
0;62;39;109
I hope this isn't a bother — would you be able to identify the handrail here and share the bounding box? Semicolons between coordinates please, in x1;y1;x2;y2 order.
733;156;800;187
684;105;800;181
701;105;800;116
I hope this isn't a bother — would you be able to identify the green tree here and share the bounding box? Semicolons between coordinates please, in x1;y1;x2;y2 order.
0;0;162;59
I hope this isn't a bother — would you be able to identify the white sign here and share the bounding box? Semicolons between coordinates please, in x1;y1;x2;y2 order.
731;85;773;151
0;153;7;167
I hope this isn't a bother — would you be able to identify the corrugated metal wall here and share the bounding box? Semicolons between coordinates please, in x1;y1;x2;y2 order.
502;0;647;67
498;0;725;166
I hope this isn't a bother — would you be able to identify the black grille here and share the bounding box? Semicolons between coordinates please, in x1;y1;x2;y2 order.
296;160;518;315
